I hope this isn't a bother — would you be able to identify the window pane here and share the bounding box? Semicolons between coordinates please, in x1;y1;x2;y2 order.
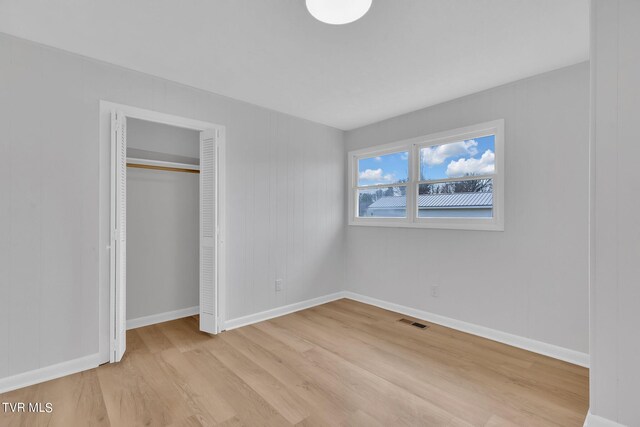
358;151;408;187
358;186;407;218
420;135;495;180
417;179;493;218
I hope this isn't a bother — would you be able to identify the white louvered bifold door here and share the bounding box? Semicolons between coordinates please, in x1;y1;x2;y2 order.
199;129;218;334
113;111;127;361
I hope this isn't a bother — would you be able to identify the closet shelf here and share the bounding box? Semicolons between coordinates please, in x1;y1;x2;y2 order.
126;157;200;174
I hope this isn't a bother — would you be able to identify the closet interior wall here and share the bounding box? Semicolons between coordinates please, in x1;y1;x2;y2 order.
126;118;201;324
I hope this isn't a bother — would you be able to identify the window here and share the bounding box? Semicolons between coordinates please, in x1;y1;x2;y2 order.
348;120;504;230
356;151;408;218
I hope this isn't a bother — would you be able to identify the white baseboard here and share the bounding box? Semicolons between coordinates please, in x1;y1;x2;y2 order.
0;353;101;394
583;411;626;427
223;290;588;367
127;306;199;330
223;292;346;331
1;291;589;395
343;291;590;368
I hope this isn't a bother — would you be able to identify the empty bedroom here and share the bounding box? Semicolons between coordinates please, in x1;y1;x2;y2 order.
0;1;638;426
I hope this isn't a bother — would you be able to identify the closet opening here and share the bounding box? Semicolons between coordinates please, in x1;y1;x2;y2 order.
126;118;201;331
102;102;226;363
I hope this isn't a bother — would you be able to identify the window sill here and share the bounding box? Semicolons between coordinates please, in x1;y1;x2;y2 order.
348;219;504;231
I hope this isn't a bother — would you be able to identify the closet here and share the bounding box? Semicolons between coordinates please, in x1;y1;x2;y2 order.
126;118;201;330
108;106;222;363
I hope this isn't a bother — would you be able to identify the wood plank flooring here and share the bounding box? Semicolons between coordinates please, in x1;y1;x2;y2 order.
0;299;589;426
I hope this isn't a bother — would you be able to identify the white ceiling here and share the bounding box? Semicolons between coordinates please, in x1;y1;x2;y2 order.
0;0;589;130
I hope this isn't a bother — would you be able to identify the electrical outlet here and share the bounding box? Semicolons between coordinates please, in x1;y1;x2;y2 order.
275;279;283;292
431;285;440;298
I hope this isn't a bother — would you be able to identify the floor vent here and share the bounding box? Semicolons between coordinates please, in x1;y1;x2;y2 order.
399;318;429;329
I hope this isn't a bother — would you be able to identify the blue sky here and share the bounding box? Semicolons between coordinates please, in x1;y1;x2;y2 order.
358;151;408;186
357;135;495;186
421;135;495;180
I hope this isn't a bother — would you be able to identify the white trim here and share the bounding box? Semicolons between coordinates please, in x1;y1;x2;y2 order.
348;119;504;231
583;411;626;427
346;217;503;231
217;127;227;329
343;291;590;367
126;306;200;330
2;291;590;393
223;290;588;368
0;354;100;394
100;101;219;132
223;292;346;331
126;157;200;171
587;2;597;420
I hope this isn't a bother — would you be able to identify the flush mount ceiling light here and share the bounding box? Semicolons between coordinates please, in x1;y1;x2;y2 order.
306;0;372;25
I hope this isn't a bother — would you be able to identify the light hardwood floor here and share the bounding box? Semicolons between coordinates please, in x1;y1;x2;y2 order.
0;299;589;426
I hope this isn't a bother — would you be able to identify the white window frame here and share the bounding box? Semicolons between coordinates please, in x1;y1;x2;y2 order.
348;119;504;231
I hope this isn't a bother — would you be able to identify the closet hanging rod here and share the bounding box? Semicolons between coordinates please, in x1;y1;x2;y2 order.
126;157;200;174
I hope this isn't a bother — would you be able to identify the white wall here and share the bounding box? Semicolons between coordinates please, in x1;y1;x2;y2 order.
345;63;590;354
0;33;345;379
590;1;640;425
126;119;200;321
0;30;591;389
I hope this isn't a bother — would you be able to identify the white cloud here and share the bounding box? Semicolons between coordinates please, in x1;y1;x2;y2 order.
400;152;409;161
446;149;495;177
359;168;395;183
374;156;382;162
422;140;478;166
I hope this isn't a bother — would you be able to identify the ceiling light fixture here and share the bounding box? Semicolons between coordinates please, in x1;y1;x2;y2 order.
306;0;372;25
